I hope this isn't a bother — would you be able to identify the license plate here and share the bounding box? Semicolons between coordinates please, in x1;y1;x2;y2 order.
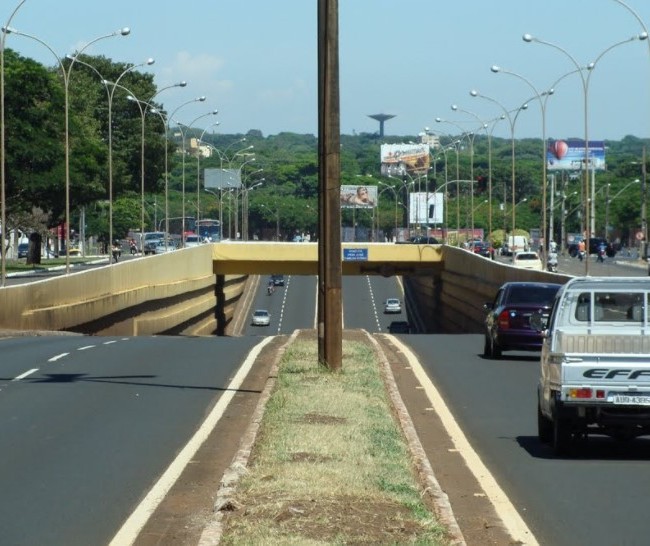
609;394;650;405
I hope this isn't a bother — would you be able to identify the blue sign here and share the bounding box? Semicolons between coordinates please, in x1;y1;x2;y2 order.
343;248;368;261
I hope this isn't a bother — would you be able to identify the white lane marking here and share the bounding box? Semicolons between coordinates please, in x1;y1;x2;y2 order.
366;275;382;331
104;340;119;345
13;368;39;381
109;336;275;546
48;353;69;362
387;335;539;546
276;276;290;334
78;345;96;351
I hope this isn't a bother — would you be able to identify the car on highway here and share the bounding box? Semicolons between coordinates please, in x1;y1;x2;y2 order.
184;235;202;247
483;281;563;359
408;235;439;244
512;251;543;271
387;320;410;334
251;309;271;326
271;274;285;286
384;298;402;314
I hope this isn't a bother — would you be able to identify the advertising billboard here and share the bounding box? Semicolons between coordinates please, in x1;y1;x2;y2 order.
380;144;430;177
409;192;444;225
340;184;378;209
204;168;242;189
546;139;606;171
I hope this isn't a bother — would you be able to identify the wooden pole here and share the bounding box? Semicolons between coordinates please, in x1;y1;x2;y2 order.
317;0;342;370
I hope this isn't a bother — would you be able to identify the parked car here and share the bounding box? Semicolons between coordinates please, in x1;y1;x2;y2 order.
251;309;271;326
483;281;563;358
383;298;402;314
271;274;285;286
387;321;410;334
567;237;616;258
512;251;543;271
17;242;29;258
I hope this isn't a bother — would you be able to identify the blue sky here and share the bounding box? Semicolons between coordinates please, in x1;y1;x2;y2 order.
4;0;650;141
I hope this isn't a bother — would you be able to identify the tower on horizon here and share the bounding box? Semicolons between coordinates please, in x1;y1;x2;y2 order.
368;113;395;138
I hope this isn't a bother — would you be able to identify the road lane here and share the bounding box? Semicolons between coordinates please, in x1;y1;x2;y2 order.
0;334;260;546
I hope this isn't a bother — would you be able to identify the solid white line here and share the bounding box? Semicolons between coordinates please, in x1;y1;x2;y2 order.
13;369;38;381
388;336;539;546
48;353;69;362
108;336;275;546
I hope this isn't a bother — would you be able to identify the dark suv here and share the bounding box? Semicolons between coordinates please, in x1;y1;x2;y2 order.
567;237;616;258
271;274;285;287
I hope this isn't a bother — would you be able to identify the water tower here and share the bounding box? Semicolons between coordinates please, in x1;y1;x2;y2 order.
368;113;395;138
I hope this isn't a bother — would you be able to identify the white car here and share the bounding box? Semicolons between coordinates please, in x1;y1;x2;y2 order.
512;251;543;271
384;298;402;314
251;309;271;326
184;235;202;248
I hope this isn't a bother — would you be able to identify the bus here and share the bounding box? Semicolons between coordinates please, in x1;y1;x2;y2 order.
195;219;221;242
159;217;195;238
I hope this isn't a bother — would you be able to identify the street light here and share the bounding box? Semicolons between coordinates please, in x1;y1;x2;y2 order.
523;30;647;273
4;24;130;273
436;117;482;243
451;104;504;245
260;203;280;240
194;122;220;232
241;169;264;240
470;90;529;244
1;0;28;286
490;66;586;262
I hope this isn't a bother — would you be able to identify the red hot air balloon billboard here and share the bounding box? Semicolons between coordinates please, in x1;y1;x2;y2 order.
546;139;606;171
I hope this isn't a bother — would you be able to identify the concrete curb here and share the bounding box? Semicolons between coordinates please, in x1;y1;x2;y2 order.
365;331;466;545
197;330;298;545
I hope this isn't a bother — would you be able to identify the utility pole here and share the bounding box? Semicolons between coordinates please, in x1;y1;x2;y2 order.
643;146;648;261
317;0;342;371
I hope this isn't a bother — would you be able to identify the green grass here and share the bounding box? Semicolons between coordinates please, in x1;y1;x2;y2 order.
219;338;449;545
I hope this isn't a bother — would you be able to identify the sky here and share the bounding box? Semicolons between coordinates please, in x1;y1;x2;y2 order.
4;0;650;141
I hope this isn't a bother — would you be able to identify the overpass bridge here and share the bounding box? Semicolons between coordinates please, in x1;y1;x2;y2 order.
0;242;567;336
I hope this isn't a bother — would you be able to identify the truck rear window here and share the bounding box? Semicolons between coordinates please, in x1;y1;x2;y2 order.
574;291;647;322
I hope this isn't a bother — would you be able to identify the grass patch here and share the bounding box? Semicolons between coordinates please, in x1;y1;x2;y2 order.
219;338;449;545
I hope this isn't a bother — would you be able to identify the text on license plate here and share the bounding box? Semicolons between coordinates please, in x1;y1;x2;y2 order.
609;394;650;405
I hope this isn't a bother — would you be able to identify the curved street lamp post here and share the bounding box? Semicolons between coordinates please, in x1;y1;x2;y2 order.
4;24;130;272
522;30;647;272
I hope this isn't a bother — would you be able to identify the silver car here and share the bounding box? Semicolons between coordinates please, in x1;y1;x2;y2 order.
251;309;271;326
384;298;402;314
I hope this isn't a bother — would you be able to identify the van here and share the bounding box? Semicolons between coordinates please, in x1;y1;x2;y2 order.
502;235;528;256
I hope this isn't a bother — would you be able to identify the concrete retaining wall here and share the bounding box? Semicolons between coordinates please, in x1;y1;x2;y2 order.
407;245;571;334
0;245;247;336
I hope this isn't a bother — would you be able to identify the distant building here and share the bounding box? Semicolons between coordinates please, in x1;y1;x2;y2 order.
420;133;440;149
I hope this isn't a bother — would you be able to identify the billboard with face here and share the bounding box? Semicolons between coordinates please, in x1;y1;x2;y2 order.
340;185;378;209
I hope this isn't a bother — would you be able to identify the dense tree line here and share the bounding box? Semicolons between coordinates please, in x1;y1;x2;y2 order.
3;48;649;255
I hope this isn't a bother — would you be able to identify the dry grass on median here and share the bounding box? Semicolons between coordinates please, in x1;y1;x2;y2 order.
218;336;449;545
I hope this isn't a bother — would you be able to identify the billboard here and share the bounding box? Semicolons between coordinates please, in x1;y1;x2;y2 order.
380;143;430;177
340;184;378;209
409;192;444;225
204;168;242;189
546;139;606;171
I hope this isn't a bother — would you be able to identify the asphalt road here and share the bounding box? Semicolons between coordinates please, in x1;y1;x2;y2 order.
3;263;650;545
0;334;260;546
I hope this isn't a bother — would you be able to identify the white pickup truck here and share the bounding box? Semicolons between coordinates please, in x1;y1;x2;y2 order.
534;277;650;455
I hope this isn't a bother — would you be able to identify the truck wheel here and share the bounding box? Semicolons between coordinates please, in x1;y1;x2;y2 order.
537;403;552;444
552;417;571;456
